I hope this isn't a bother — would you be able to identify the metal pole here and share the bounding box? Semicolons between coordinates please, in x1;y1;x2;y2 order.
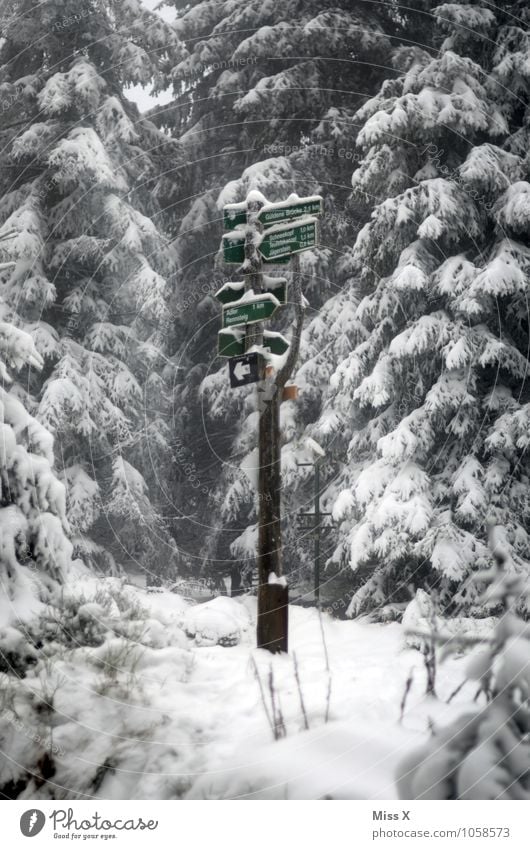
297;459;331;608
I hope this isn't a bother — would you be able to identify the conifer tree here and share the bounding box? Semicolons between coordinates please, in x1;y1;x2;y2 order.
158;0;399;309
156;0;397;581
307;1;530;614
0;0;182;577
0;297;72;635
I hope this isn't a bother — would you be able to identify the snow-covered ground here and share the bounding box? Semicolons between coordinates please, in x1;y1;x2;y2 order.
0;578;487;800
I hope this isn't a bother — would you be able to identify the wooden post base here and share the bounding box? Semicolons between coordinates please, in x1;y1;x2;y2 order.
257;583;288;653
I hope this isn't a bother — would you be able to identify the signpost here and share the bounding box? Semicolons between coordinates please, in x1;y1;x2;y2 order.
228;353;261;388
217;191;322;653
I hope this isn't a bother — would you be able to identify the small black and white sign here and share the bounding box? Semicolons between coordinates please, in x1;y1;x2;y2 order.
228;352;260;388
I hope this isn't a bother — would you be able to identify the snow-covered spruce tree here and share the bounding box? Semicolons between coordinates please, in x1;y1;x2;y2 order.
0;0;182;578
313;1;530;615
155;0;399;583
397;527;530;800
155;0;407;338
0;299;73;667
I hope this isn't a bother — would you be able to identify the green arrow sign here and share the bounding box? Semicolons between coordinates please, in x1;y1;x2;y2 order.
215;281;245;304
218;328;245;358
263;278;287;305
215;279;288;306
259;218;318;261
263;331;289;356
223;205;246;231
218;329;289;357
223;196;323;231
223;294;279;329
259;197;322;227
222;234;290;265
222;234;245;264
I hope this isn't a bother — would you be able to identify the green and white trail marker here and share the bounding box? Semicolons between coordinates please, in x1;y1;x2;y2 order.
223;195;323;230
259;217;318;260
222;233;290;265
222;293;280;329
259;196;322;227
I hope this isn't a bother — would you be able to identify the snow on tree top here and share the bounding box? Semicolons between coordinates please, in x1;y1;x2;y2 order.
222;192;323;214
305;437;325;458
245;189;268;205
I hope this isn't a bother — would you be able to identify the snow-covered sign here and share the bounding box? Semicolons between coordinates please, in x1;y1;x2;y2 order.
218;328;289;358
263;276;288;304
214;280;246;304
218;327;245;357
215;277;287;305
223;195;323;230
262;330;289;356
259;196;323;227
222;204;247;231
222;292;280;328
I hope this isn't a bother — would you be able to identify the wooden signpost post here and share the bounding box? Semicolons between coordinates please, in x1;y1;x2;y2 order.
217;193;322;652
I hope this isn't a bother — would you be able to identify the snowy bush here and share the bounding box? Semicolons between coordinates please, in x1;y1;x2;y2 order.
396;530;530;800
402;589;496;651
0;582;195;799
184;597;251;647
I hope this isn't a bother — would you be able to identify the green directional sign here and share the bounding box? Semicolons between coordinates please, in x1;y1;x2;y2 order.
222;234;290;265
222;234;245;264
263;279;287;305
223;295;279;329
259;218;318;261
218;328;245;358
259;197;323;227
263;331;289;356
223;196;323;230
223;205;247;231
215;279;288;306
215;281;245;304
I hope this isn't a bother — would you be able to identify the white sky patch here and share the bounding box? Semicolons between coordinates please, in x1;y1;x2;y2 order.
126;1;176;113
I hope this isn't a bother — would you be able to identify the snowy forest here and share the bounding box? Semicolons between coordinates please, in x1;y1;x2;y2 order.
0;0;529;802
